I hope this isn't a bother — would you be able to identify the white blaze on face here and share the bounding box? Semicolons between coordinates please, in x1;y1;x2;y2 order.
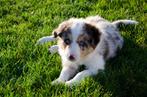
65;20;85;61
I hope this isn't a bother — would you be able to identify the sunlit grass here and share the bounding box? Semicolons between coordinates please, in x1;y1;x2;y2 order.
0;0;146;97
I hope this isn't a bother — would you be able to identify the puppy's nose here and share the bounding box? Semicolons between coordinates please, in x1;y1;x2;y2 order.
68;55;75;61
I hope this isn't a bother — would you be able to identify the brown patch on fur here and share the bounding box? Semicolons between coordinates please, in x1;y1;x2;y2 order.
57;39;68;50
77;33;95;58
83;23;101;48
77;23;101;58
80;46;94;58
54;20;73;50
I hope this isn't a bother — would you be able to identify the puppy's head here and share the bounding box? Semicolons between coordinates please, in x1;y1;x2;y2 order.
53;19;101;62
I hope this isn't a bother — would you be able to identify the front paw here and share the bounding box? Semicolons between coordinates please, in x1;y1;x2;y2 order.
48;45;58;54
65;81;77;87
51;78;65;85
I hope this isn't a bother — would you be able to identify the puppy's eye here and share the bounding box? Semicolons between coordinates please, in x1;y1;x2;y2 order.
64;39;71;45
78;41;87;47
88;39;93;44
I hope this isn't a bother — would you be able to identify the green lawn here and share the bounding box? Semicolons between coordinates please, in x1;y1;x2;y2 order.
0;0;146;97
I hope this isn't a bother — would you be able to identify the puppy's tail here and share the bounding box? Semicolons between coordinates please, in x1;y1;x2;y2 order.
36;36;56;45
112;20;138;28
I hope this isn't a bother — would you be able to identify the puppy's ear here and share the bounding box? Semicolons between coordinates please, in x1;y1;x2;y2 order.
52;30;63;38
84;23;101;48
52;21;70;38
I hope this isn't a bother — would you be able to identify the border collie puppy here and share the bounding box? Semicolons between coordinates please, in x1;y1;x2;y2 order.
37;16;138;86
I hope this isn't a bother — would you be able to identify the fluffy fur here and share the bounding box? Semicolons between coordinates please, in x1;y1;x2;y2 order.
37;15;138;86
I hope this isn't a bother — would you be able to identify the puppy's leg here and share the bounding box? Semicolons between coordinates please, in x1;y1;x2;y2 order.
66;57;105;86
65;69;97;86
49;45;59;54
36;36;55;45
51;65;77;85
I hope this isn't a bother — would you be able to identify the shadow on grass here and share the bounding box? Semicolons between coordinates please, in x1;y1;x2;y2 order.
94;36;147;97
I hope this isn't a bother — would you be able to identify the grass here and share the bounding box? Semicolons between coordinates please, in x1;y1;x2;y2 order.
0;0;146;97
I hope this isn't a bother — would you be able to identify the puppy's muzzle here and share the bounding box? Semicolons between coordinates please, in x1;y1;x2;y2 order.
68;54;76;61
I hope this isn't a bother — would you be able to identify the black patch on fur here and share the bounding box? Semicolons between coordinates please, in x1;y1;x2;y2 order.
84;23;101;48
53;31;58;38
